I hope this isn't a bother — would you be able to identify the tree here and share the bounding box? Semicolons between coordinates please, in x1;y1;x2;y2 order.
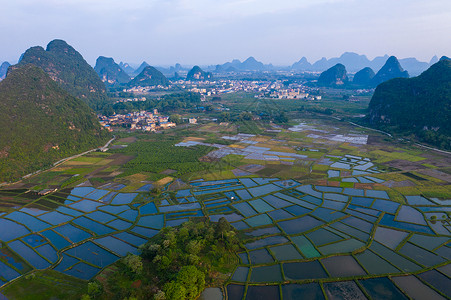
163;281;186;300
123;254;143;275
169;114;182;124
215;217;231;240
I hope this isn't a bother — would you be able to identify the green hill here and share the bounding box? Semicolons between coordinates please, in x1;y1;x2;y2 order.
371;56;409;87
186;66;212;80
128;66;169;87
17;39;108;110
353;67;375;86
94;56;131;86
0;64;110;182
317;63;348;87
367;59;451;149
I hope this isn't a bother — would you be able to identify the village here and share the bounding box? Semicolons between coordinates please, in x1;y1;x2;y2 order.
98;109;177;132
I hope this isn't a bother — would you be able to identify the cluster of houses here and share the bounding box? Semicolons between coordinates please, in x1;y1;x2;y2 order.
98;109;176;132
113;97;147;104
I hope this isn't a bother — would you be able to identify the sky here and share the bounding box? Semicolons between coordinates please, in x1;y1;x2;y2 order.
1;0;450;66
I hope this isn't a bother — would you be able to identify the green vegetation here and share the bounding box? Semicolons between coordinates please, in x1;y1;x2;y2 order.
114;141;208;176
367;59;451;149
94;56;131;86
317;63;348;87
93;218;240;299
0;64;110;182
186;66;212;80
128;66;169;87
2;270;87;300
17;39;109;110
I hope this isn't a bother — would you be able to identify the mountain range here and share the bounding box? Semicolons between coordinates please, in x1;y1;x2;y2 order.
128;66;169;87
0;64;110;182
16;39;109;110
94;56;131;86
291;52;436;76
318;56;409;88
367;57;451;149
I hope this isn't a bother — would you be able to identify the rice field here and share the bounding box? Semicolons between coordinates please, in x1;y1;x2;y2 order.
0;176;450;299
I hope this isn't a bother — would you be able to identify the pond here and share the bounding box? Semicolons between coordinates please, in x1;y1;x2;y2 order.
283;261;328;280
290;236;320;258
392;275;446;300
398;243;446;267
245;236;289;250
137;215;165;229
231;266;248;282
396;206;427;225
278;216;324;235
38;211;73;225
321;256;366;277
72;217;116;235
5;211;51;232
418;270;451;298
41;230;71;250
94;236;138;256
8;240;50;269
246;285;280;300
248;184;282;198
53;224;92;243
245;214;273;227
262;195;291;209
355;250;400;275
267;209;294;221
369;242;422;272
70;200;103;212
86;211;116;223
307;228;344;246
373;227;409;249
111;193;137;205
249;249;274;264
269;244;302;261
107;219;132;230
323;281;367;300
249;264;283;282
359;277;408;300
64;241;119;268
282;283;325;300
226;284;245;300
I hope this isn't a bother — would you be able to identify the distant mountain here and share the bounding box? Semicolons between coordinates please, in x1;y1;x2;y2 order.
371;56;409;87
134;61;150;75
353;67;375;86
94;56;131;86
216;57;270;72
429;55;439;65
294;53;427;75
119;62;135;75
327;52;372;72
317;63;348;87
0;61;10;80
128;66;169;87
291;57;312;71
440;56;450;61
367;59;451;149
16;39;108;110
399;58;430;76
0;64;110;182
241;57;265;71
312;57;331;72
187;66;212;80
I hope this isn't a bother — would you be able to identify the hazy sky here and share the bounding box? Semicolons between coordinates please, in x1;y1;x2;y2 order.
1;0;450;66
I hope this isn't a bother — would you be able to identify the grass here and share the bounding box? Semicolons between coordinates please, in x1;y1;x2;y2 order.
1;270;87;300
370;149;426;163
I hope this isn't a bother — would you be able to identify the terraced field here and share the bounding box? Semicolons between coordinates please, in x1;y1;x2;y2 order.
0;175;450;299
